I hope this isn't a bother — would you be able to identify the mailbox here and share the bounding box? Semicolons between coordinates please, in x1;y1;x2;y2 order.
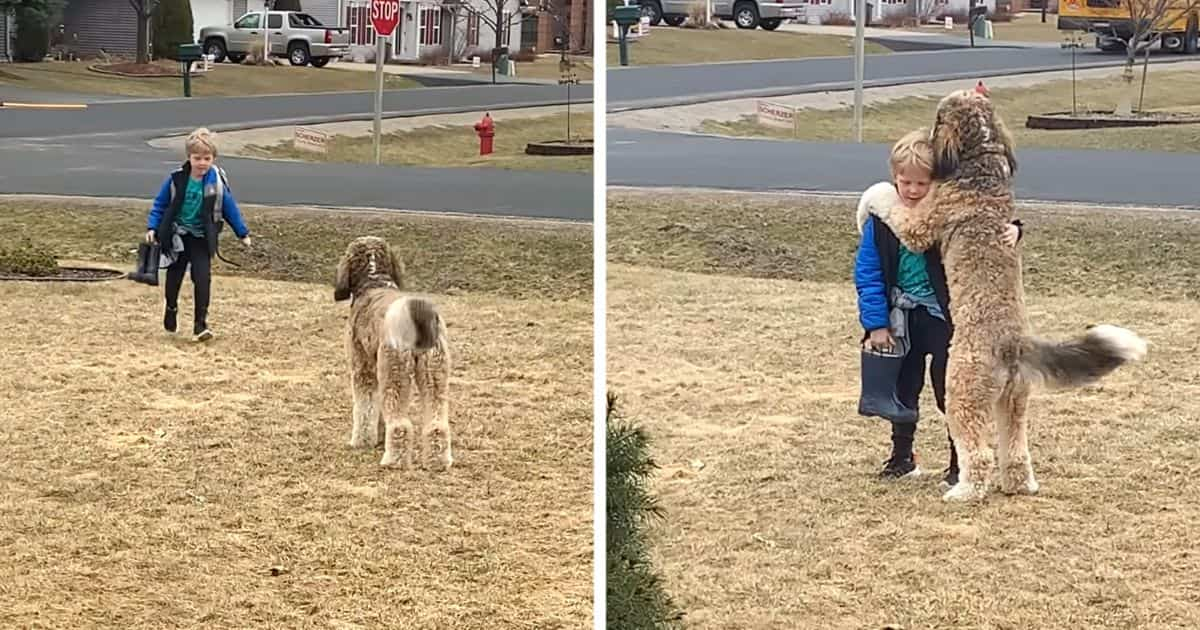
178;43;203;62
613;5;641;27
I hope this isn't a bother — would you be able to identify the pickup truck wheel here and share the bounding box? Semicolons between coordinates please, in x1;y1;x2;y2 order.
204;38;227;63
760;18;782;30
288;42;311;66
733;2;760;29
228;53;246;63
640;0;663;25
310;56;331;67
664;14;687;26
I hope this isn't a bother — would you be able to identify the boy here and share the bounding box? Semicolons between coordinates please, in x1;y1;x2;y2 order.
854;128;1023;484
146;127;251;342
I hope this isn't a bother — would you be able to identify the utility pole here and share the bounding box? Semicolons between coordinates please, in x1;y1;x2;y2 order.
853;0;866;142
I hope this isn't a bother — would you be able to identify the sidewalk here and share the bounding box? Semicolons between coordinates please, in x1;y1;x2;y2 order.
777;21;1059;49
332;59;556;85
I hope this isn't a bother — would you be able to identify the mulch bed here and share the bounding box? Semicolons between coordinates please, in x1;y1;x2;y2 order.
0;267;126;282
89;62;194;79
1027;110;1200;129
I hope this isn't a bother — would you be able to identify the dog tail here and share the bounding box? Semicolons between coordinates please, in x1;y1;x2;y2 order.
407;298;441;351
1016;324;1147;389
382;297;442;352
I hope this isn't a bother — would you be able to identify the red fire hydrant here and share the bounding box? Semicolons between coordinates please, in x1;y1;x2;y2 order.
474;113;495;156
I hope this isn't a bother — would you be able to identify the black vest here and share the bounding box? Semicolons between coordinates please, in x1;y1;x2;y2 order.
869;214;954;334
153;164;223;258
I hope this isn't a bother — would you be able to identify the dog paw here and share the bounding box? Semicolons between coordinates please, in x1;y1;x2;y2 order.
441;453;454;471
379;452;403;468
942;481;988;502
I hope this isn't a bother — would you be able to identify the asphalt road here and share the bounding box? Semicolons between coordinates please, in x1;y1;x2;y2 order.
0;83;594;221
0;83;594;138
607;127;1200;209
607;47;1187;110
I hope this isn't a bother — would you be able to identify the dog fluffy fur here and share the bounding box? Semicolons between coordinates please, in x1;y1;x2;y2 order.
334;236;453;470
860;89;1148;502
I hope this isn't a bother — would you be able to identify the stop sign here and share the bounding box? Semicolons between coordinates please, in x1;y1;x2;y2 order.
371;0;400;36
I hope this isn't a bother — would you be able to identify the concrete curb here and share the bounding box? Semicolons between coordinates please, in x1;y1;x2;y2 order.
0;102;89;110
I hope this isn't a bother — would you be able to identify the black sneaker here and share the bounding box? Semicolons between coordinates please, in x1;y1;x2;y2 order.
194;328;214;342
940;466;959;489
879;456;922;480
163;306;178;333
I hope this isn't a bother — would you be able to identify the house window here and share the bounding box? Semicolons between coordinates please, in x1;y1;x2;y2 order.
467;10;480;46
420;6;442;45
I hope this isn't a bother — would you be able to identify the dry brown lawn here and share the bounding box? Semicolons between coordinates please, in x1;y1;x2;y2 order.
607;28;891;67
606;189;1200;629
0;200;592;629
906;12;1069;43
247;111;594;173
700;69;1200;152
0;60;419;99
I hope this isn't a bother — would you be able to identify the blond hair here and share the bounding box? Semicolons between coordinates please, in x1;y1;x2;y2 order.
889;128;932;176
185;127;218;157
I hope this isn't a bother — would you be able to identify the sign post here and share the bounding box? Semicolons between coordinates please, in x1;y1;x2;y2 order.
370;0;400;165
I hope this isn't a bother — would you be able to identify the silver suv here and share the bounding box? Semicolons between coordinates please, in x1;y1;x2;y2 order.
638;0;806;30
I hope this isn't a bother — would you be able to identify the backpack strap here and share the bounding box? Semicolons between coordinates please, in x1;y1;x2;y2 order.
211;166;231;226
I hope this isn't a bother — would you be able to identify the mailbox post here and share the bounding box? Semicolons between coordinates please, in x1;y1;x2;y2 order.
968;2;987;47
178;43;203;97
613;5;640;67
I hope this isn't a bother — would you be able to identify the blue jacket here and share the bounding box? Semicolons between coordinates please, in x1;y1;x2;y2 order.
855;214;1023;334
854;217;892;332
147;165;249;239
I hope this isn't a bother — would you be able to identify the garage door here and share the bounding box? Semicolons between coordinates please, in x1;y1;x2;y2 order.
192;0;232;42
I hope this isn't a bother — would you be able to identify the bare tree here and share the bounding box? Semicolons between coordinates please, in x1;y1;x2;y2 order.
541;0;570;44
476;0;522;54
128;0;160;64
1112;0;1200;115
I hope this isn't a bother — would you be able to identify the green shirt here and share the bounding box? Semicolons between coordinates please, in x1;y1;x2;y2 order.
896;245;936;298
177;177;206;237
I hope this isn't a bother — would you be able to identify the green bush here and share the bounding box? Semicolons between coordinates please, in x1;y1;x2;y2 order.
0;238;58;277
12;1;54;62
153;0;195;60
606;392;682;630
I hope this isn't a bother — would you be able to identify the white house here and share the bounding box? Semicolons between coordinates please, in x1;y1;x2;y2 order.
340;0;522;63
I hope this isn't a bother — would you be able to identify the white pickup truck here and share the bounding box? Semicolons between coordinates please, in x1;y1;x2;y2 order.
199;10;350;67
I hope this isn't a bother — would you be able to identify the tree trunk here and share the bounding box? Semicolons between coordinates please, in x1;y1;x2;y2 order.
136;11;150;63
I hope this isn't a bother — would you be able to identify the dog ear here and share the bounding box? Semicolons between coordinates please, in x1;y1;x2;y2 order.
334;252;352;301
387;246;406;290
931;121;960;180
994;114;1018;176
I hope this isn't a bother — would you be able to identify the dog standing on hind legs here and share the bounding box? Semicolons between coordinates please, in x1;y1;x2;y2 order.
334;236;453;471
861;86;1148;502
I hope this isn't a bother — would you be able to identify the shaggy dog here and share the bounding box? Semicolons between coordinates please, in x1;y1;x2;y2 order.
334;236;453;470
860;88;1148;502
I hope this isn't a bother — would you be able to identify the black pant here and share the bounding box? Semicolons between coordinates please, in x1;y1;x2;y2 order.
897;306;949;416
164;234;212;332
891;306;954;465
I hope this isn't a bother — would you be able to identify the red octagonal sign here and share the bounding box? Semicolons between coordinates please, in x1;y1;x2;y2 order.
371;0;400;36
